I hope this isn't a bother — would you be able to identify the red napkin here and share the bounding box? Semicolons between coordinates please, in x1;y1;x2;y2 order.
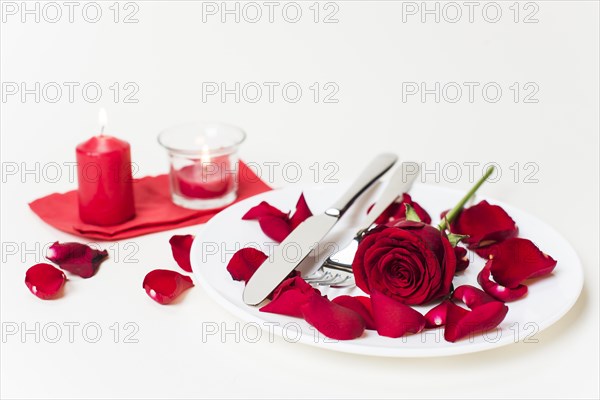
29;162;271;240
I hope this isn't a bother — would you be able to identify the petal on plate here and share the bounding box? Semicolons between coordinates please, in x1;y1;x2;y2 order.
332;295;376;330
446;200;518;249
454;246;470;272
444;301;508;343
46;241;108;278
371;290;426;338
289;193;313;229
260;276;319;318
259;216;293;243
169;234;194;272
242;201;289;221
489;238;557;288
142;269;194;305
301;295;366;340
452;285;498;309
478;262;528;302
25;263;66;300
369;193;432;225
424;300;451;328
226;248;268;282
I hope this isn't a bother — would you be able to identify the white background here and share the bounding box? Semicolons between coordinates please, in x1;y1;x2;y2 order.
1;1;598;398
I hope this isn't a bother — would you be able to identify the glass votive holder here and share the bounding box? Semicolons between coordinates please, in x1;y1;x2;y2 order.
158;122;246;210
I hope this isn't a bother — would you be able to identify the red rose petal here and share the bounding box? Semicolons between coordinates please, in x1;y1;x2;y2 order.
46;241;108;278
226;247;268;282
332;295;376;330
424;300;451;328
371;290;426;338
301;295;366;340
259;216;293;242
370;193;432;225
447;200;518;249
169;234;194;273
142;269;194;305
25;263;66;300
454;246;470;272
478;262;528;302
452;285;497;309
289;193;313;229
444;301;508;342
242;201;289;221
489;238;557;288
260;276;319;318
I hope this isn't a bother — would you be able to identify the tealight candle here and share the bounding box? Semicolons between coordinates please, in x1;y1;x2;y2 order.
158;122;245;210
76;109;135;225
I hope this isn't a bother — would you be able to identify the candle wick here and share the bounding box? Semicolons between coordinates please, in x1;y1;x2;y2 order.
100;125;105;136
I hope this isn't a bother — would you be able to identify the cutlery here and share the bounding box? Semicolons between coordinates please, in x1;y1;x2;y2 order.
242;153;398;305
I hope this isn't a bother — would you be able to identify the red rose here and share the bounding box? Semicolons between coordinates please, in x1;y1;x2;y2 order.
352;220;456;306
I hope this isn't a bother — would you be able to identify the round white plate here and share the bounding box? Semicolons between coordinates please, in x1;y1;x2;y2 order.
191;183;583;357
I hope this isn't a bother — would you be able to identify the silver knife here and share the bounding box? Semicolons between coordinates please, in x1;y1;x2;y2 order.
243;153;398;305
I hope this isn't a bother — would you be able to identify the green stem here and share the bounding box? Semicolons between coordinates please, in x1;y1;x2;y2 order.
438;166;495;231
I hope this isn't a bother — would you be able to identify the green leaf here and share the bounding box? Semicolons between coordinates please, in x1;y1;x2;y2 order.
447;233;469;247
404;203;421;222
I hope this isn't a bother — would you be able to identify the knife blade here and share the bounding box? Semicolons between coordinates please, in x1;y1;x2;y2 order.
242;153;398;305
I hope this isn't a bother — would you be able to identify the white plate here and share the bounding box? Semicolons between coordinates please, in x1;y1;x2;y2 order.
191;183;583;357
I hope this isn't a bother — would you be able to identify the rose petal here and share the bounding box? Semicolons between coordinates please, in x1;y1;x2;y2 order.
142;269;194;305
260;276;319;318
489;238;557;288
25;263;66;300
370;193;432;225
424;300;451;328
444;301;508;342
46;241;108;278
258;216;292;242
371;290;426;338
289;193;313;229
242;201;289;221
169;234;194;273
332;295;376;330
478;261;528;302
226;248;268;282
301;295;366;340
452;285;498;309
454;246;470;272
446;200;518;249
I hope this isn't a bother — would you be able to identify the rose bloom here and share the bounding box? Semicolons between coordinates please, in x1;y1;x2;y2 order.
352;220;457;306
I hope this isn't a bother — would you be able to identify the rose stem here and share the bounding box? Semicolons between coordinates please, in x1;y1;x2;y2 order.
438;166;495;231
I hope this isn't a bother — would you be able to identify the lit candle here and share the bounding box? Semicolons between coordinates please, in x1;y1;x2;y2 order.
174;149;233;199
76;109;135;225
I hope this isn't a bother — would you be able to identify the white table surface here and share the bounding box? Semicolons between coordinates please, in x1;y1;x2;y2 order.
1;1;598;398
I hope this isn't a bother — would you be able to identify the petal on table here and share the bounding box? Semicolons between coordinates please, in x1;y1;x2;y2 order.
169;234;195;273
142;269;194;305
46;241;108;278
25;263;66;300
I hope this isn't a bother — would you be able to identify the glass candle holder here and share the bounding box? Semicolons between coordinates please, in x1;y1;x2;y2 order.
158;122;246;210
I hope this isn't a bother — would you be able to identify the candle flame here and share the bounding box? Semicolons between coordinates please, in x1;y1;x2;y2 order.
98;108;108;135
201;145;212;163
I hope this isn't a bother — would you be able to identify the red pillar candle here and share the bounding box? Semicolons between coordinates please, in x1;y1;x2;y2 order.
76;124;135;226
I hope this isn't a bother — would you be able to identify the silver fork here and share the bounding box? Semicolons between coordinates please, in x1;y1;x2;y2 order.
304;163;420;288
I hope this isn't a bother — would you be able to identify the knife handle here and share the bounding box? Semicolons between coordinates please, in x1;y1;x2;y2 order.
325;153;398;218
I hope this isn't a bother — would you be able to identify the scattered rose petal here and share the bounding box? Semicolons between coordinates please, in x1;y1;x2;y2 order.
143;269;194;305
488;238;557;288
444;200;518;250
369;193;432;225
226;248;268;282
424;300;451;328
371;290;426;338
332;295;376;330
478;261;528;302
301;295;366;340
444;300;508;342
454;246;470;272
169;234;194;272
260;276;319;318
46;241;108;278
242;201;289;221
25;263;66;300
289;193;313;229
452;285;497;309
259;216;293;242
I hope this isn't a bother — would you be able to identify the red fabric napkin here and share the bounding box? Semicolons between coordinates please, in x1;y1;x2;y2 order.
29;162;271;240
